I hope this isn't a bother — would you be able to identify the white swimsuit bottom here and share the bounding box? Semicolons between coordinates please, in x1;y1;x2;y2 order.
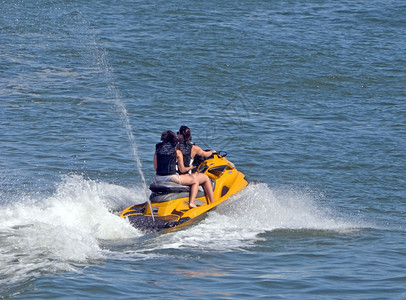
154;174;181;184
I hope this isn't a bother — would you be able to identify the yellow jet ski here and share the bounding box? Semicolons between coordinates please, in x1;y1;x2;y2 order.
120;152;248;232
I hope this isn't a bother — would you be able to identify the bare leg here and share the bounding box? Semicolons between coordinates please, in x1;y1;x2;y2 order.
188;182;199;208
173;174;199;208
195;173;215;203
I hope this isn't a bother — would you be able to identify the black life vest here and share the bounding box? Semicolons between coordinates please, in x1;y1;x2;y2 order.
155;142;177;176
178;141;193;174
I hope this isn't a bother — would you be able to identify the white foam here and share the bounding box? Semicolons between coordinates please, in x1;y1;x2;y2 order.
0;175;142;288
218;182;353;231
151;182;361;253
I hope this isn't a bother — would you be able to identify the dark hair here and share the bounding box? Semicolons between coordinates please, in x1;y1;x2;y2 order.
178;125;192;142
161;130;178;146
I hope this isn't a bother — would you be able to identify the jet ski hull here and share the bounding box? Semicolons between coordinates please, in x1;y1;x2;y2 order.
120;153;248;232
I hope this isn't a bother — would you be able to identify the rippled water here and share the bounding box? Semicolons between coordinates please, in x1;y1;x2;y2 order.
1;0;406;298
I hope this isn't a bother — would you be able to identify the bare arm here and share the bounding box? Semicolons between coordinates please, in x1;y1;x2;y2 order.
153;153;157;171
192;145;215;158
176;150;195;173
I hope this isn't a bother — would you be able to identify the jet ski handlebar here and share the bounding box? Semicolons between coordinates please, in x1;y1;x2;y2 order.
195;150;228;173
205;150;227;158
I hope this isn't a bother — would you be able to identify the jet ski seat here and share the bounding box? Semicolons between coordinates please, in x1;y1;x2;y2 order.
150;182;192;193
149;181;215;203
149;182;205;203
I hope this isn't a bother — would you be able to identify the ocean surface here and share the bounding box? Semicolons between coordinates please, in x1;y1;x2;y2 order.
1;0;406;298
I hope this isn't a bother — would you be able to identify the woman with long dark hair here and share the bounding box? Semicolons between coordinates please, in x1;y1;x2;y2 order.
177;125;215;206
177;125;215;171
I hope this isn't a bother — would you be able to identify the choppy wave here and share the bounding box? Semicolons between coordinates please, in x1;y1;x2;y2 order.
0;175;143;294
126;182;361;255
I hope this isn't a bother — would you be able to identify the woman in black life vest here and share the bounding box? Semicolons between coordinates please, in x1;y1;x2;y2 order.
177;125;215;206
154;130;200;208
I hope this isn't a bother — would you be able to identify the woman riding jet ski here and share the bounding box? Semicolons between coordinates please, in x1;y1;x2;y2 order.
120;130;248;232
153;130;214;208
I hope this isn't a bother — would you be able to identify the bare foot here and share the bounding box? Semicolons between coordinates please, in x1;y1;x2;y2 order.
189;203;197;209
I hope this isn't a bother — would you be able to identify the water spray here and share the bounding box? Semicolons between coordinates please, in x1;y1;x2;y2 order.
84;17;154;220
109;93;155;221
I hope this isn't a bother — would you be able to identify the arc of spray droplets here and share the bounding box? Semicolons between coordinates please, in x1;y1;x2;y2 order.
75;9;154;219
97;45;151;204
60;9;154;220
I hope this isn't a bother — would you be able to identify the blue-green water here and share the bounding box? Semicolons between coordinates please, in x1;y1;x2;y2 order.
1;0;406;298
